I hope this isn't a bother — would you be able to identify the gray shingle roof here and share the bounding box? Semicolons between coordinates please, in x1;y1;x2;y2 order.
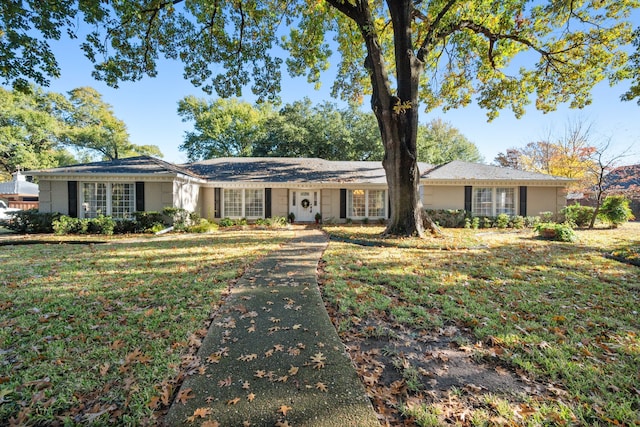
423;160;573;181
184;157;430;184
29;156;200;178
28;156;571;184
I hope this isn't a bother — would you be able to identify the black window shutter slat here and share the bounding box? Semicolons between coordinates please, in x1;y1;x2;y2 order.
214;188;221;218
464;186;472;213
519;186;527;216
340;189;347;219
68;181;78;218
265;188;272;218
135;182;145;212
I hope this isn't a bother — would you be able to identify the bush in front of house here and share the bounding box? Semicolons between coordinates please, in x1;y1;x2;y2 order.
561;203;595;228
424;209;466;228
132;211;166;232
2;209;59;234
535;222;577;242
53;215;116;235
598;195;635;228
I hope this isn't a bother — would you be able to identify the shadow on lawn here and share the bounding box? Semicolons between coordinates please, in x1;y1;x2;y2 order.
320;230;640;426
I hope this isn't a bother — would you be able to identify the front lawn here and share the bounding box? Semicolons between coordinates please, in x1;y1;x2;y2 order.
0;231;291;425
320;223;639;426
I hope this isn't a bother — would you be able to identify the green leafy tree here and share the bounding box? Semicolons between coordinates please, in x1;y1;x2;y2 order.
178;97;271;159
61;87;162;161
1;1;636;236
622;27;640;104
417;119;483;164
0;85;69;178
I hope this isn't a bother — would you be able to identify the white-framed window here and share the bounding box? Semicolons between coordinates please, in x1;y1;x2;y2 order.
223;188;264;218
473;187;516;216
81;182;135;219
348;189;386;218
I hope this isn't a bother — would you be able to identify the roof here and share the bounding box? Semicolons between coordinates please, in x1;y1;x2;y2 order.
0;172;39;196
29;156;201;179
27;156;571;185
184;157;434;185
423;160;574;182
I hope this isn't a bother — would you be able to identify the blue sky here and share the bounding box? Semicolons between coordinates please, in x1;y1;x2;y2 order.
42;23;640;167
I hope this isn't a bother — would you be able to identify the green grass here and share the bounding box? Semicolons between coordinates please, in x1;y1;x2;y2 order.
322;223;640;425
0;230;291;425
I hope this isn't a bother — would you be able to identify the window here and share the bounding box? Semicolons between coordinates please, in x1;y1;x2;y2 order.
223;189;243;217
348;189;366;217
473;187;516;216
348;189;386;218
111;183;135;219
496;188;515;215
473;187;493;217
223;188;264;218
244;189;264;218
81;182;134;219
82;183;107;218
368;190;385;217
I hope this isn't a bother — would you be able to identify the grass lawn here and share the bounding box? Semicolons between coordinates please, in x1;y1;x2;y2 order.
0;230;291;425
320;223;639;426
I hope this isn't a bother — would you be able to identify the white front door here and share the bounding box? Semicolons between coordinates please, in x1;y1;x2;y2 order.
291;190;318;222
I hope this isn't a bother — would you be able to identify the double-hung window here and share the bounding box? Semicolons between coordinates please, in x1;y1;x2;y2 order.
81;182;135;219
223;189;264;218
472;187;516;216
347;189;386;218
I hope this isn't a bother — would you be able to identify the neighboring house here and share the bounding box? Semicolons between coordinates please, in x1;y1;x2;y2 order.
29;156;572;222
0;171;39;210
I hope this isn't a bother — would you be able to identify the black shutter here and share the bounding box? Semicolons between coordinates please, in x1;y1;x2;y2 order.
68;181;78;218
265;188;272;218
214;188;221;218
464;186;472;213
340;189;347;219
135;182;145;212
519;186;527;217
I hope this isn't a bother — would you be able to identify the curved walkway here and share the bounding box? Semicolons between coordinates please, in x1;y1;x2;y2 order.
164;228;379;426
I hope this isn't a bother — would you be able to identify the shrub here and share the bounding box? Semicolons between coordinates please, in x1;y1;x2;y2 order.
88;216;116;235
525;216;540;228
53;215;88;235
495;213;510;229
218;217;235;227
511;215;525;229
482;217;493;228
472;217;480;230
539;211;555;222
562;203;595;228
132;211;165;232
535;222;577;243
3;209;59;234
598;195;634;227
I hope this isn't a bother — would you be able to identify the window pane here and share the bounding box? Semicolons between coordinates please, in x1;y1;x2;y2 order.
473;188;493;217
223;189;243;217
496;188;515;215
368;190;385;217
245;189;263;218
349;189;366;217
111;183;135;219
82;183;106;218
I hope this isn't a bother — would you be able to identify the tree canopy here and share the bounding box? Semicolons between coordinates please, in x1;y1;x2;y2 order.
2;0;637;235
178;97;482;164
0;85;163;178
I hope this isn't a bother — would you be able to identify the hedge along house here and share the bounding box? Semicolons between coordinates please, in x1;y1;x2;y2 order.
30;156;572;222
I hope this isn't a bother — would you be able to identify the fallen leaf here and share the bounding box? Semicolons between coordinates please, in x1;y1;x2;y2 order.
202;421;220;427
206;353;221;364
242;381;251;389
187;407;212;422
247;393;256;402
293;324;302;330
227;397;241;405
278;405;293;416
176;388;195;404
310;352;326;369
218;376;232;387
238;353;257;362
315;382;328;392
288;366;299;376
255;370;266;378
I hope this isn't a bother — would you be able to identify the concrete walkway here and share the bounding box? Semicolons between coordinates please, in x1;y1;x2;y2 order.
164;228;379;426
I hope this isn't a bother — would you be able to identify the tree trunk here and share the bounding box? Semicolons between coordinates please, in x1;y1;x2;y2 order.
335;0;439;237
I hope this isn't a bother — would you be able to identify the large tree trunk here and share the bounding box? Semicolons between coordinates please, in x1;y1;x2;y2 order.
338;0;439;237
